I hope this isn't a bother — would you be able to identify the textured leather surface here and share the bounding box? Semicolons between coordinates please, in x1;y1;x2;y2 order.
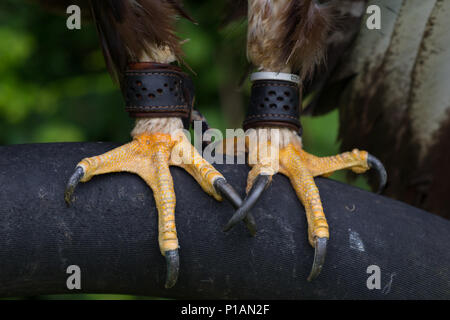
124;68;194;128
243;80;302;132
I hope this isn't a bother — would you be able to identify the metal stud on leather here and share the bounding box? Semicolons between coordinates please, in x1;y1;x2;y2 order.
243;79;302;133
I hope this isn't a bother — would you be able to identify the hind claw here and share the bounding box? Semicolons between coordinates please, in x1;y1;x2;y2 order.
367;154;387;193
64;166;84;206
164;249;180;289
223;174;270;232
307;237;328;281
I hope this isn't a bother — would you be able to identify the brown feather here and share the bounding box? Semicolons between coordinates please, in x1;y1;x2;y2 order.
167;0;196;23
89;0;192;87
303;0;367;115
246;0;333;78
282;0;334;78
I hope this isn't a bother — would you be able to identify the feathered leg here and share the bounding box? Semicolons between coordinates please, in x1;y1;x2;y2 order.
224;0;387;281
64;0;252;288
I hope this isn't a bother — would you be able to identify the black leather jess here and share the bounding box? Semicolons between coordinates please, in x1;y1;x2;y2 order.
124;68;195;130
243;79;302;134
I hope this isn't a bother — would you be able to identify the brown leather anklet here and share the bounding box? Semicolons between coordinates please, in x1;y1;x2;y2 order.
124;62;195;129
243;78;302;135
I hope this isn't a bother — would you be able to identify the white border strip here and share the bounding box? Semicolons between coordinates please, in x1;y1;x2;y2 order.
250;72;301;85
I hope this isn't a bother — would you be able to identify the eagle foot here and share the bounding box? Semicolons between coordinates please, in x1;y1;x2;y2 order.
64;132;251;288
224;141;386;281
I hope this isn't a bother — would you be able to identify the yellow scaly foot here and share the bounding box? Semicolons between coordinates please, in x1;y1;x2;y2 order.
65;131;255;288
224;132;386;281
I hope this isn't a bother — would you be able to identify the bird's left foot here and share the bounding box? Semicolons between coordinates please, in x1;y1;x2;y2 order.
224;138;386;281
64;131;252;288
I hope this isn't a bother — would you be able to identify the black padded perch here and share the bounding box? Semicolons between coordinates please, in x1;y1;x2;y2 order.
0;142;449;299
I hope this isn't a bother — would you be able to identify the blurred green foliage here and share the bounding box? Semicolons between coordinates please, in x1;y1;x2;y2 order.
0;0;368;299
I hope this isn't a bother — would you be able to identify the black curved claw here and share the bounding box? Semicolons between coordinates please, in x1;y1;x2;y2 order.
214;178;257;236
307;237;328;282
64;166;84;207
223;174;271;233
164;249;180;289
367;154;387;194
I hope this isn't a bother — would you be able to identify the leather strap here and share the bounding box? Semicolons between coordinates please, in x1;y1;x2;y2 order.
124;63;194;129
243;79;302;133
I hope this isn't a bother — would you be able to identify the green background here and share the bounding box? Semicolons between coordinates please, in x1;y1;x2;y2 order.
0;0;368;299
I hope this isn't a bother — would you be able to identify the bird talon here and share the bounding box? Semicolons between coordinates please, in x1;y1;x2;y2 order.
213;178;242;208
214;178;257;236
367;154;387;194
164;249;180;289
223;174;270;233
64;166;84;207
307;237;328;282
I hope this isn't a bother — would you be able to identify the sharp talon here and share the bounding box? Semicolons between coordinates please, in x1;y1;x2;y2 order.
214;178;257;236
244;212;257;237
307;237;328;282
64;166;84;207
367;154;387;194
164;249;180;289
214;178;242;208
223;174;270;233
